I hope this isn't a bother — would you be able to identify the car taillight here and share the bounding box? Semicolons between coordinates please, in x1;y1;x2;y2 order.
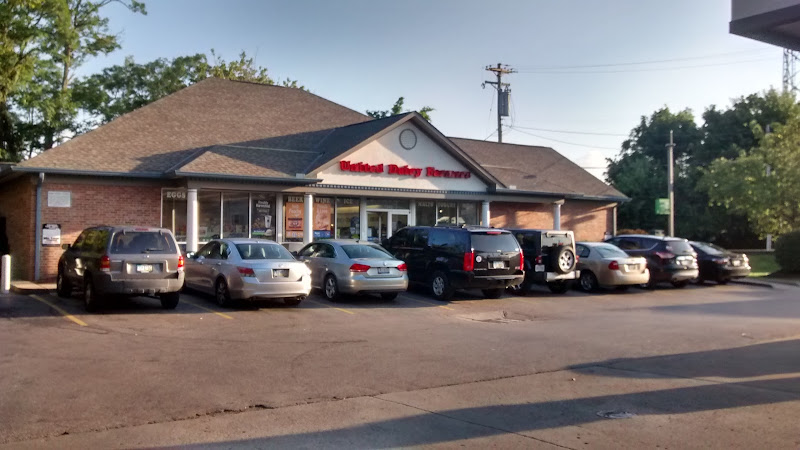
100;255;111;272
714;258;729;265
463;251;474;271
535;255;543;264
177;255;184;270
517;251;524;270
237;266;255;277
397;263;407;271
350;263;370;272
655;251;675;261
608;260;620;270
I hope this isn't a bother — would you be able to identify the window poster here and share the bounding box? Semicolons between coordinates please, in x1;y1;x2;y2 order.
251;198;274;237
313;202;332;239
285;200;304;240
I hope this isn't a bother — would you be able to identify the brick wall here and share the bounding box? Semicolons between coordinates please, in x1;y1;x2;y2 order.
38;182;162;280
0;176;36;280
490;200;614;242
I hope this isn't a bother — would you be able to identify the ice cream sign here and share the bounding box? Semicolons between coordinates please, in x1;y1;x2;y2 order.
338;160;471;179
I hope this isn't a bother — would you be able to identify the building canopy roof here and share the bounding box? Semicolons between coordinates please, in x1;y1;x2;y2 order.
13;78;626;202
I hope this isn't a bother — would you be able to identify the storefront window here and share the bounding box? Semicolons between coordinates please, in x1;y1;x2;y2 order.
436;201;457;225
284;195;305;242
458;202;478;226
222;192;249;238
335;198;360;239
198;191;221;242
313;197;334;239
162;189;187;242
416;201;436;226
367;199;409;210
251;193;276;239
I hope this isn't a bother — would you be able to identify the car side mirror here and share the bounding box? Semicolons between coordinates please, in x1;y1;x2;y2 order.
186;251;196;259
291;251;298;257
61;243;71;250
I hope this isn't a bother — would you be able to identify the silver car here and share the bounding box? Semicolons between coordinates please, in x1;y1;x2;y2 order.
575;242;650;292
185;239;312;307
296;240;409;301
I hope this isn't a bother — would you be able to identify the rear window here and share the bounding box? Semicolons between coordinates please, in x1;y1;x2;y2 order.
470;232;520;252
594;244;630;258
692;242;724;255
236;243;294;260
110;231;177;254
663;240;695;254
341;244;392;259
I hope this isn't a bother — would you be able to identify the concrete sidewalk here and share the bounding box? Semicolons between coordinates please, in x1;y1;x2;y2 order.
9;281;55;295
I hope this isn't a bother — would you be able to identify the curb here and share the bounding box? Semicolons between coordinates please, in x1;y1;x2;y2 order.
730;279;774;289
10;286;55;295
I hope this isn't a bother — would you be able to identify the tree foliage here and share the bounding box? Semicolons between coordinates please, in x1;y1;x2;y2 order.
367;96;434;122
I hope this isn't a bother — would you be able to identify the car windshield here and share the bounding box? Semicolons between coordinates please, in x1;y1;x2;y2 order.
471;232;520;252
594;244;630;258
236;243;294;260
341;244;393;259
110;231;177;254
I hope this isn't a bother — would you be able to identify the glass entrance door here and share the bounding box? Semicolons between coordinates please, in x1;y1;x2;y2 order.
390;212;408;236
367;209;410;242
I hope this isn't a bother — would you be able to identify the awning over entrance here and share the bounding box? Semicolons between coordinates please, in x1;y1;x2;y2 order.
730;0;800;50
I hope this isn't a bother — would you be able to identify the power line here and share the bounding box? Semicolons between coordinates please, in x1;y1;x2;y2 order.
511;125;628;137
508;126;620;150
517;57;775;74
516;49;772;71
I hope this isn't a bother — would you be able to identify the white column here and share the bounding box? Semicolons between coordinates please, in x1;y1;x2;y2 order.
186;188;199;253
408;201;416;226
553;200;564;230
303;194;314;244
359;197;368;241
276;194;284;243
481;201;491;227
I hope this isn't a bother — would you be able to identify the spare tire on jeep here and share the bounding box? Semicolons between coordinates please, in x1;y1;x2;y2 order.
550;245;577;274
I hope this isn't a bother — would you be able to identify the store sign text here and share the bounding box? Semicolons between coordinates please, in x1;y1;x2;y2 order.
338;161;471;179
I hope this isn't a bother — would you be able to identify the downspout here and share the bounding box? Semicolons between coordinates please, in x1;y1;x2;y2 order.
34;172;44;281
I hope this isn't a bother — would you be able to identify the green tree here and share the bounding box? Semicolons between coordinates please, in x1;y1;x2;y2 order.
702;115;800;238
367;96;434;122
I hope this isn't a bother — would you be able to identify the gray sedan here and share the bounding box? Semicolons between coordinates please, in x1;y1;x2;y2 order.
575;242;650;292
185;239;312;307
296;240;409;301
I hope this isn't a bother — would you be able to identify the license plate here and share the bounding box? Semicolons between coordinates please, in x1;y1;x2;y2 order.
733;260;741;266
627;264;638;271
378;267;390;274
491;261;505;269
273;269;289;278
136;264;153;273
534;264;545;272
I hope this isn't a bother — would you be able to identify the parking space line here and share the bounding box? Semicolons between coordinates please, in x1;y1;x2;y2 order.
180;299;234;319
305;298;356;315
402;296;454;310
30;295;88;327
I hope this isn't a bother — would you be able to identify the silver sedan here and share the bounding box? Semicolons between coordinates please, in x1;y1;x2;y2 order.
295;240;409;301
575;242;650;292
184;239;312;307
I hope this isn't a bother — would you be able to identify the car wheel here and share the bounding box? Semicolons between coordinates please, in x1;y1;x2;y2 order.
616;285;630;292
160;291;180;309
482;288;504;299
694;277;705;285
215;278;232;307
430;271;453;301
323;275;340;302
284;296;305;306
56;269;72;298
579;271;599;292
671;280;689;288
507;281;531;296
552;246;577;274
380;292;398;301
547;281;570;294
717;278;729;285
83;276;101;312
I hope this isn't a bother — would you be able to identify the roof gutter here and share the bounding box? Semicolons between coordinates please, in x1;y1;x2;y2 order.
12;166;165;179
491;187;630;203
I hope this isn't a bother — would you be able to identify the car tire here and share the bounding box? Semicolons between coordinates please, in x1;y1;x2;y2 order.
507;281;531;296
430;271;453;301
616;285;630;292
380;292;398;301
482;288;504;299
160;291;180;309
323;275;340;302
579;271;599;292
215;278;232;307
552;246;577;275
695;277;705;285
671;280;689;288
83;276;101;312
56;269;72;298
284;296;305;306
547;281;570;294
717;278;729;285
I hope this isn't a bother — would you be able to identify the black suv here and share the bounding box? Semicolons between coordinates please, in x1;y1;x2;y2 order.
605;234;698;288
506;229;579;294
382;226;524;300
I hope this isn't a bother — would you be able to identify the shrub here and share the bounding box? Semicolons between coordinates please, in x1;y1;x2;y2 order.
775;230;800;273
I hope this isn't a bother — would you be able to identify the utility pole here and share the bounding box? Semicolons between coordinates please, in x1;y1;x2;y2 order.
765;125;773;251
482;63;515;143
666;130;675;237
783;49;799;93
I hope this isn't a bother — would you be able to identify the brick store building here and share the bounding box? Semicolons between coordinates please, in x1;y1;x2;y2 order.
0;79;627;281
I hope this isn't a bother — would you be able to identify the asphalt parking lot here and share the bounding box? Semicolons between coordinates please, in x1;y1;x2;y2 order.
2;282;800;448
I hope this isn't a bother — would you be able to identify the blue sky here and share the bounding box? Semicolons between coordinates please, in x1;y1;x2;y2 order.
85;0;783;179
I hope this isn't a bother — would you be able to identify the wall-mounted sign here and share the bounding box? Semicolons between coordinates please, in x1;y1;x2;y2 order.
338;161;471;179
42;223;61;246
655;198;670;215
47;191;71;208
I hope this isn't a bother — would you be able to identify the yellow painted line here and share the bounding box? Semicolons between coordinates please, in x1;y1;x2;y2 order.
305;298;356;315
404;296;454;310
30;295;88;327
180;299;234;320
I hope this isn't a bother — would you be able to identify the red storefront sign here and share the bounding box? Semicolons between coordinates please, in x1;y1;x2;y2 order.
339;161;471;179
